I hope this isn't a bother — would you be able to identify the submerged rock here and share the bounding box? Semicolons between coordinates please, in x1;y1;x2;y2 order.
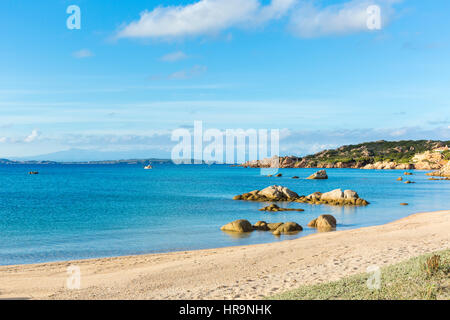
306;170;328;180
259;204;304;212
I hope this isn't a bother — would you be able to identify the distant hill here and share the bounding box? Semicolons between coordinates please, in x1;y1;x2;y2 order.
0;158;172;165
241;140;450;170
3;140;450;168
11;148;171;162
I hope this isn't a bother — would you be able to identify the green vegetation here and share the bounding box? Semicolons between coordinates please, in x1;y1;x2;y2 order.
303;140;450;165
269;250;450;300
443;150;450;161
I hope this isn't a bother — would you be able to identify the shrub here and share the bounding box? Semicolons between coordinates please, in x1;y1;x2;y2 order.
423;255;441;277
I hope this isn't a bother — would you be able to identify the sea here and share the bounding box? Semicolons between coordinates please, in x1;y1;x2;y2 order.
0;163;449;265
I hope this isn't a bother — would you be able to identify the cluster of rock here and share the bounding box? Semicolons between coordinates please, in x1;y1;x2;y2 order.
221;214;338;235
259;204;304;212
233;185;369;206
426;161;450;178
306;170;328;180
296;189;369;206
233;185;299;202
221;219;303;235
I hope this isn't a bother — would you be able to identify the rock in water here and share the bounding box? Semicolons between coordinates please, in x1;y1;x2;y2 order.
259;185;299;200
305;192;322;201
272;222;303;235
220;219;253;233
306;170;328;180
320;189;345;201
260;204;281;211
308;215;337;230
344;189;359;199
234;185;299;202
253;221;269;231
300;188;368;206
234;186;368;206
267;222;284;231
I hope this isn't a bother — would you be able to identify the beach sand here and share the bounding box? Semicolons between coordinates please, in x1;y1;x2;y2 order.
0;210;449;300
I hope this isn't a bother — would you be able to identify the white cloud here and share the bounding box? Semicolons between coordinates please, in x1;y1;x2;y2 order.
259;0;298;21
168;65;208;80
24;130;40;143
116;0;296;39
72;49;94;59
289;0;399;38
160;51;188;62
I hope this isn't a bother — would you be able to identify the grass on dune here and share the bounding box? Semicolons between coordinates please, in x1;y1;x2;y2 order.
269;249;450;300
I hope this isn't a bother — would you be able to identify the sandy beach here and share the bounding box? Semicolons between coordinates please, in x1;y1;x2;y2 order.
0;210;448;300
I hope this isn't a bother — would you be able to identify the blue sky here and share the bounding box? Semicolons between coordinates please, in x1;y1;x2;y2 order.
0;0;449;160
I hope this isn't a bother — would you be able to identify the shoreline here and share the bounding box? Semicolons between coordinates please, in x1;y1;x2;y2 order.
0;210;449;299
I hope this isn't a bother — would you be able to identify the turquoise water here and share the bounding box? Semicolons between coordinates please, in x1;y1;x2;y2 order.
0;164;449;266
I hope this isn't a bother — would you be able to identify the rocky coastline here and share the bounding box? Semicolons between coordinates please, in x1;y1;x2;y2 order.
426;161;450;177
240;140;449;171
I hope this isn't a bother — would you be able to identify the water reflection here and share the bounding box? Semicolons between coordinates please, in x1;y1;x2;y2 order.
221;230;252;239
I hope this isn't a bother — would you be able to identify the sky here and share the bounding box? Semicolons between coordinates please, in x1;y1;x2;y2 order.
0;0;449;160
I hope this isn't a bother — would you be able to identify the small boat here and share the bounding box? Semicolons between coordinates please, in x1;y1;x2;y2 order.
29;171;39;175
144;165;153;170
